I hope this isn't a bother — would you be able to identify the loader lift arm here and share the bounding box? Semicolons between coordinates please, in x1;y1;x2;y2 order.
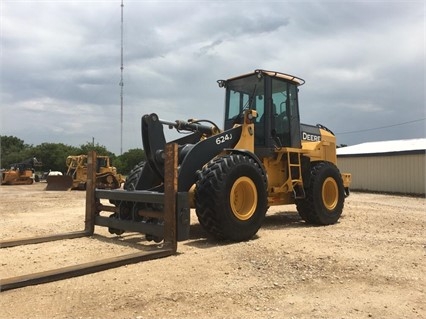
135;113;244;192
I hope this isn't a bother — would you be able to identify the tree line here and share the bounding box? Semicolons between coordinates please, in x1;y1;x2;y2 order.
0;135;146;176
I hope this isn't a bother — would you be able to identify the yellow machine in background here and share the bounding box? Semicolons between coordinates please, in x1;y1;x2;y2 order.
46;155;125;191
1;157;42;185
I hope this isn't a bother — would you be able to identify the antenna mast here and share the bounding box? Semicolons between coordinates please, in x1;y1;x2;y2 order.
119;0;124;155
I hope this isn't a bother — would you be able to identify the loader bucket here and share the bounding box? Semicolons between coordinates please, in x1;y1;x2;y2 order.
46;175;74;191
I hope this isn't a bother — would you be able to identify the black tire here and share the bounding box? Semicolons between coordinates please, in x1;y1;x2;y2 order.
120;161;163;242
108;162;145;235
296;161;345;225
124;161;145;190
195;154;268;242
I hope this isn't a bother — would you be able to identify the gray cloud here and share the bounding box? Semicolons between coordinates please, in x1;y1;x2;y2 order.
1;1;424;154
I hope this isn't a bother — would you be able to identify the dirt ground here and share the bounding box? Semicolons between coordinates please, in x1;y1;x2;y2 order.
0;183;424;319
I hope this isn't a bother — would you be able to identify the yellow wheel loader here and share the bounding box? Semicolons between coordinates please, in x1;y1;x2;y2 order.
1;157;42;185
46;155;125;191
0;69;353;291
109;69;351;242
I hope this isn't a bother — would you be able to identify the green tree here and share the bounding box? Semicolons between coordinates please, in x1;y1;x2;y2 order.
0;135;33;168
1;135;26;154
77;142;115;158
32;143;79;172
116;148;146;175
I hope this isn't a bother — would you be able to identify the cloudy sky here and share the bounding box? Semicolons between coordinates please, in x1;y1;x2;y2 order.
1;0;424;155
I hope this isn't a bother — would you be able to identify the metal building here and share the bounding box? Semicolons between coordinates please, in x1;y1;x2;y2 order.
337;138;425;195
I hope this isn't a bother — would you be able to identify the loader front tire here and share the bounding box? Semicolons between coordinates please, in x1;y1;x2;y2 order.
122;161;163;242
296;161;345;225
195;154;268;242
124;161;145;191
108;161;144;236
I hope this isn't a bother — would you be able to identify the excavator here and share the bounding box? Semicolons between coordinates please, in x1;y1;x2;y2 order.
0;157;42;185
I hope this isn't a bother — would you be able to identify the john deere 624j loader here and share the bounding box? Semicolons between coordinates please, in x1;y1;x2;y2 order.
108;69;351;242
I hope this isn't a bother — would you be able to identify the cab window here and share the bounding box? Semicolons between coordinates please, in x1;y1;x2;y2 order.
271;78;290;146
224;74;264;130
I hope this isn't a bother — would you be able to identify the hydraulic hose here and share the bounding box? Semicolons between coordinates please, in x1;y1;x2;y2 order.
159;119;217;136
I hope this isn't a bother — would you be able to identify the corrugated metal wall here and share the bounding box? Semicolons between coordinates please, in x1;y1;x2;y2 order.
337;153;425;195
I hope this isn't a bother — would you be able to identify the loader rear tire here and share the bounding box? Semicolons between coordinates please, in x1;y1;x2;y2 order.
296;161;345;225
195;154;268;242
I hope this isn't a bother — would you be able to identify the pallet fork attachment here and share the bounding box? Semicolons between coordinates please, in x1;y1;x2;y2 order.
0;143;184;292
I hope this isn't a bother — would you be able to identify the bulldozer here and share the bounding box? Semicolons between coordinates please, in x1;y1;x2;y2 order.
108;69;351;242
0;157;42;185
46;155;125;191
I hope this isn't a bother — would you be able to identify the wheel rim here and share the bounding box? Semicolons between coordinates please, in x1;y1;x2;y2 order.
230;177;257;221
322;177;338;211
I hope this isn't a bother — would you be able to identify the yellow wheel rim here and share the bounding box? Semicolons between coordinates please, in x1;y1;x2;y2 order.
322;177;338;211
230;177;257;221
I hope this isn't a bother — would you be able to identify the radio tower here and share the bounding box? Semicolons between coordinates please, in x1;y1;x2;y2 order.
119;0;124;155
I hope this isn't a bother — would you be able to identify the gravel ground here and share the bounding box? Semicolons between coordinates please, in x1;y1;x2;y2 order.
0;183;425;319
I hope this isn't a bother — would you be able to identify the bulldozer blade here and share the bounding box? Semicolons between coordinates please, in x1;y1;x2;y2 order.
45;175;74;191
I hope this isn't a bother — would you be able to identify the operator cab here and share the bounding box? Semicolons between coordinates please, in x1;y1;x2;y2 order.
220;69;305;156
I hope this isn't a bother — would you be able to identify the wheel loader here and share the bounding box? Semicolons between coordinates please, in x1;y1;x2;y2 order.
46;155;125;191
109;69;351;242
1;157;42;185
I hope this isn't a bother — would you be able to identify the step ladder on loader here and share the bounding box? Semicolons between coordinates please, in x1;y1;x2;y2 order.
0;143;188;292
287;150;306;199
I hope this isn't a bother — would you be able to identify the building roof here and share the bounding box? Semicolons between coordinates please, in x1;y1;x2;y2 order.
337;138;426;156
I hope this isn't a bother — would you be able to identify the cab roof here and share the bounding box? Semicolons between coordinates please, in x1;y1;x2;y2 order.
225;69;305;86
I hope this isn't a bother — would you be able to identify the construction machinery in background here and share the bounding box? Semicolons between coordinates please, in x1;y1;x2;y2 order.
1;157;42;185
107;69;352;242
46;155;125;191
